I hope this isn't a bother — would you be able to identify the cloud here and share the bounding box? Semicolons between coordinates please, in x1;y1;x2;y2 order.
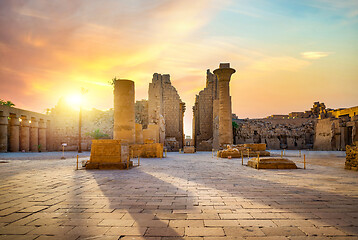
301;51;332;60
314;0;358;18
248;56;309;72
0;0;224;113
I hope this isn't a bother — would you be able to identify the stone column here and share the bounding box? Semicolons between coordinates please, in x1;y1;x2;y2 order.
0;114;8;152
46;120;52;151
213;63;236;147
30;119;39;152
113;79;135;144
39;120;47;152
20;117;30;152
9;116;20;152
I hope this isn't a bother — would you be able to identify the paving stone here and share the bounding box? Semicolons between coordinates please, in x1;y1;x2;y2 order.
223;226;265;237
28;225;74;235
169;220;204;228
261;226;306;236
0;235;38;240
298;226;348;236
133;219;169;227
66;226;110;235
238;219;277;227
98;219;135;227
105;226;147;236
0;151;357;239
0;225;35;235
204;219;239;226
145;227;184;237
185;227;225;236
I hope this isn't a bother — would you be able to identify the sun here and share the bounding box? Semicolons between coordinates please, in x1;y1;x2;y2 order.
66;94;82;109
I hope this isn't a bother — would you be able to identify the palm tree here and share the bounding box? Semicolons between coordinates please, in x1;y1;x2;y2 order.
0;99;15;107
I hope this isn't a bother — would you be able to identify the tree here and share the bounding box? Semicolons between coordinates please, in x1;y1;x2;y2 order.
108;77;118;87
0;99;15;107
85;129;109;139
232;121;239;145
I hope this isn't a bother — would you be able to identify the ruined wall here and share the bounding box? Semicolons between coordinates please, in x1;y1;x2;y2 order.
135;100;148;129
314;115;358;151
313;118;336;150
235;103;358;151
233;118;316;150
331;106;358;118
144;73;185;150
193;70;217;151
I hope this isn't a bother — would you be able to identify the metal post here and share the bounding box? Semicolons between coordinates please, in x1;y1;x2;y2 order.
78;88;88;153
241;151;243;165
299;150;301;157
304;154;306;169
281;150;283;158
179;149;181;154
76;155;78;170
284;149;285;156
248;149;250;160
138;155;140;166
257;153;260;169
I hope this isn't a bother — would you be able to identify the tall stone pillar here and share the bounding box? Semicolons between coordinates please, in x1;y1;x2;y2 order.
30;119;39;152
113;79;135;144
46;120;52;151
0;114;8;152
9;116;20;152
20;117;30;152
213;63;236;147
39;120;47;152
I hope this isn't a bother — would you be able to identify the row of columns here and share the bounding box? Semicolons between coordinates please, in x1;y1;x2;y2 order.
0;114;49;152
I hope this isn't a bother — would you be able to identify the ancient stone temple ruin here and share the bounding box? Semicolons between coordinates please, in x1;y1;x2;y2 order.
193;63;236;150
86;79;164;169
136;73;185;151
0;105;52;152
314;106;358;150
232;102;358;150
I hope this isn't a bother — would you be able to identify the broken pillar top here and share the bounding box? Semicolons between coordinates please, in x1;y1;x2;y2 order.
219;63;230;69
213;63;236;81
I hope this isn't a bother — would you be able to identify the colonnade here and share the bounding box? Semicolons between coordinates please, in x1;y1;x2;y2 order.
0;107;52;152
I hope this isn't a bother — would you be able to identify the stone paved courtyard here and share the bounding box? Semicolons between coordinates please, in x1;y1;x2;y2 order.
0;151;357;240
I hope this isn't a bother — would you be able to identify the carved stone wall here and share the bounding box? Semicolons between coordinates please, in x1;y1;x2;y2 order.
137;73;185;151
233;118;316;150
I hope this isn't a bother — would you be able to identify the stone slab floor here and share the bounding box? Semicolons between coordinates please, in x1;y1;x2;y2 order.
0;151;357;240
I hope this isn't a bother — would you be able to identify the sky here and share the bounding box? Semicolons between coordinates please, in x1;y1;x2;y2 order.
0;0;357;137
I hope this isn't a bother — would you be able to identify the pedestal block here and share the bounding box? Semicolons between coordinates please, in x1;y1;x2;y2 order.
86;139;131;169
30;120;39;152
0;116;8;152
20;118;30;152
9;117;20;152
